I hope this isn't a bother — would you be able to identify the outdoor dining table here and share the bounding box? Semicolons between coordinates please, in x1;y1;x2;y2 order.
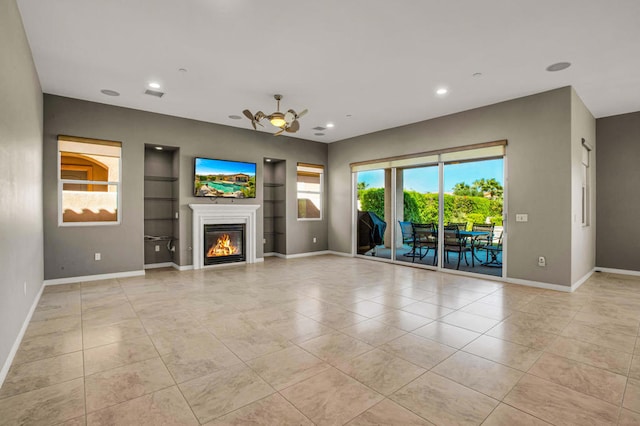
457;230;491;264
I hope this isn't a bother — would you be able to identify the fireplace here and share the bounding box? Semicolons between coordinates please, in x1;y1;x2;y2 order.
204;224;245;265
189;204;259;269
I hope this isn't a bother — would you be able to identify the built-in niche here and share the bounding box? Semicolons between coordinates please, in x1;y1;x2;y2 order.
144;146;179;266
263;159;286;255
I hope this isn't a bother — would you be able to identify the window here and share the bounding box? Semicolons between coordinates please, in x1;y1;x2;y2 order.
581;139;592;226
58;136;122;225
297;163;324;220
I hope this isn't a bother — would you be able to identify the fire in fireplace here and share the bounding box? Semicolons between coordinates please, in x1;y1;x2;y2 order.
203;224;245;265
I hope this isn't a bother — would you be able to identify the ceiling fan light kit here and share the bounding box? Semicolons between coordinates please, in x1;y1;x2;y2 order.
243;94;307;136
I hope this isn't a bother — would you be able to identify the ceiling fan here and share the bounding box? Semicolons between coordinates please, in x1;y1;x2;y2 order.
243;95;308;136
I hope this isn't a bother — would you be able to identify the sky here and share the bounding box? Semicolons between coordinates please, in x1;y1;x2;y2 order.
195;157;256;176
358;158;503;193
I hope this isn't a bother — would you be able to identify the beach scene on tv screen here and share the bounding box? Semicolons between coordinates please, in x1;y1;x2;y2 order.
194;158;256;198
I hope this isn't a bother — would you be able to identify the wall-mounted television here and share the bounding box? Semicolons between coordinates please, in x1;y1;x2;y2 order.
194;157;256;198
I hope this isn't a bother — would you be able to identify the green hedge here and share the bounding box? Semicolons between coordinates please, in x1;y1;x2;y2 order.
360;188;503;227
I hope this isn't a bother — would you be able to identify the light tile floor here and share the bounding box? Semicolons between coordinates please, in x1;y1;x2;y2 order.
1;255;639;425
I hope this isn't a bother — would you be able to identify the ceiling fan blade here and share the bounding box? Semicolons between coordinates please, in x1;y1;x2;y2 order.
296;109;308;118
287;120;300;132
274;128;285;136
242;109;254;120
284;111;295;124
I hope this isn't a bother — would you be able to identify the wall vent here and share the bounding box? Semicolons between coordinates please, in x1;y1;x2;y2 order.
144;89;165;98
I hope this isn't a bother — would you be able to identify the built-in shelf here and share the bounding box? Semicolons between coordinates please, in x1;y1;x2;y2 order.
144;236;178;241
144;175;178;182
144;147;180;266
263;160;286;255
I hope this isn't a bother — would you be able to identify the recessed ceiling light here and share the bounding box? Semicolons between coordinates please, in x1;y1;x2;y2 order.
314;133;325;136
472;72;483;78
546;62;571;72
346;114;352;118
436;88;448;95
148;82;161;89
228;115;242;120
100;89;120;96
326;123;335;128
178;68;187;73
265;158;272;162
154;146;163;150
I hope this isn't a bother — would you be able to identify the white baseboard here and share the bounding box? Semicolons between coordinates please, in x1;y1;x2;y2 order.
263;252;283;258
255;257;264;263
172;263;193;271
505;277;572;292
571;268;595;292
595;267;640;277
0;282;45;388
144;262;174;270
263;251;337;259
43;270;145;286
327;250;354;257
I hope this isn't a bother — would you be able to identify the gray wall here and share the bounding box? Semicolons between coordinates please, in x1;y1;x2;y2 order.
570;88;597;283
0;0;44;376
596;111;640;272
328;87;575;287
43;95;328;279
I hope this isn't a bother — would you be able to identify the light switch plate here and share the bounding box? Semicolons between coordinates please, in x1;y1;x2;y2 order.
515;214;528;222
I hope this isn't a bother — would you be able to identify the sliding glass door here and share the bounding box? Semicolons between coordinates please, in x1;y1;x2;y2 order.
356;169;390;259
442;158;504;276
396;165;440;267
353;144;505;278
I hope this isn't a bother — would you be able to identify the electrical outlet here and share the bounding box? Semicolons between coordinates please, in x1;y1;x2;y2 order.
263;238;266;244
516;214;528;222
538;256;546;267
94;253;101;261
155;245;160;252
175;212;179;219
313;237;317;243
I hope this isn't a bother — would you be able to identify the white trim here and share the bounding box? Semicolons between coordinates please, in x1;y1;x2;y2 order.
571;268;595;292
267;250;332;259
594;267;640;277
265;251;352;259
327;250;353;257
144;262;174;270
43;269;145;286
0;283;45;387
172;263;194;271
255;257;264;263
264;252;285;258
189;204;260;270
504;277;572;292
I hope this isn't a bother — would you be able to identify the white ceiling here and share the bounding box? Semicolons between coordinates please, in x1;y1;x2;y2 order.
16;0;640;143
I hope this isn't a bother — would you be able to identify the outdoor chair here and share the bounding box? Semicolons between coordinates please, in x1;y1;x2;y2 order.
443;225;473;269
447;222;467;231
398;221;415;258
472;223;495;262
412;223;438;265
483;231;503;267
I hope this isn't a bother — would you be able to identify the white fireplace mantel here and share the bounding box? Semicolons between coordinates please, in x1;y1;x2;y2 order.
189;204;260;269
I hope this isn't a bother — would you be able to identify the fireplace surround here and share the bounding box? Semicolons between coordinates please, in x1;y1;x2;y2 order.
189;204;260;269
